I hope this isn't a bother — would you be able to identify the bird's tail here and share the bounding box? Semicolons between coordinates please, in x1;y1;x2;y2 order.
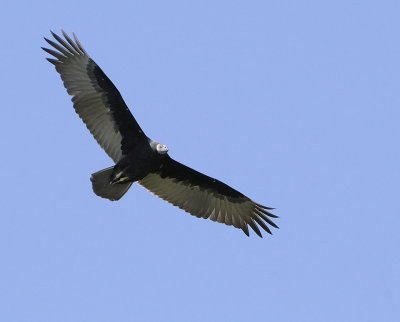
90;167;132;201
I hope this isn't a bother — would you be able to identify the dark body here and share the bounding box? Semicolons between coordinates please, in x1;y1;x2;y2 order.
43;31;278;237
111;140;165;184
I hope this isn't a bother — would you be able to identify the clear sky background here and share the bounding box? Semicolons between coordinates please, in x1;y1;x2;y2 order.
1;1;399;321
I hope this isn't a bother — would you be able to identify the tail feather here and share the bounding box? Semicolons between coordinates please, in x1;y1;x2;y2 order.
90;167;132;201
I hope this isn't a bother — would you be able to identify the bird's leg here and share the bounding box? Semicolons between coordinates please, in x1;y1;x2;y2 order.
110;164;131;184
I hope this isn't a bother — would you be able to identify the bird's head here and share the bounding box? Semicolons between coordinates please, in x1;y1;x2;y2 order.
149;139;169;154
156;143;169;154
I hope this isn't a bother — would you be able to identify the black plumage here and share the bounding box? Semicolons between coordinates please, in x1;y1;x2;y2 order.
42;30;278;237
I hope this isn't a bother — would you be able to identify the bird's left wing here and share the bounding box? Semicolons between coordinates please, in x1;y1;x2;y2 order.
42;30;147;163
138;156;278;237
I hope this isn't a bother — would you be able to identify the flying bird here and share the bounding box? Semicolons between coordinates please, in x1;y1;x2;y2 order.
42;30;278;237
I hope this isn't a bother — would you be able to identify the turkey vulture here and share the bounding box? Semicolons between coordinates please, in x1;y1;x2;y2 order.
42;30;278;237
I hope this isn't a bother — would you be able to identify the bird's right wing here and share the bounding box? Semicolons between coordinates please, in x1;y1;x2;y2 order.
139;156;278;237
42;30;147;163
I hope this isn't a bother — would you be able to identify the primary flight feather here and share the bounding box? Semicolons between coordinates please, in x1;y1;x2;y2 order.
42;30;278;237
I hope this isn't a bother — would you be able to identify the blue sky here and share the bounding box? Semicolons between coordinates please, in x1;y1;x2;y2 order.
1;0;399;321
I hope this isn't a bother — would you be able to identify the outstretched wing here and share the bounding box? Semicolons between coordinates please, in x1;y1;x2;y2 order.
139;156;278;237
42;30;147;163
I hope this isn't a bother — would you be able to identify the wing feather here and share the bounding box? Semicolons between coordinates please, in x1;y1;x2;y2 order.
43;30;147;162
139;157;278;237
